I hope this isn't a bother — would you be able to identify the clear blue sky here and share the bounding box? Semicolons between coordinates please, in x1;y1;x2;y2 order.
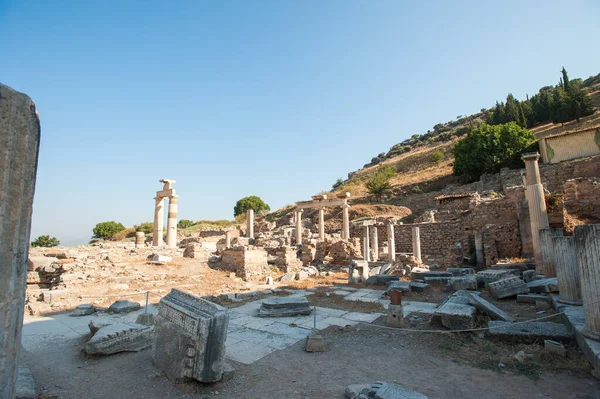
2;1;599;245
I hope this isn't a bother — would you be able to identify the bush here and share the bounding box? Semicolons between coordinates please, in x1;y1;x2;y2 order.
431;150;444;164
133;222;153;234
92;221;126;240
365;165;396;202
332;178;344;190
453;122;536;182
177;219;196;229
233;196;270;217
31;235;60;248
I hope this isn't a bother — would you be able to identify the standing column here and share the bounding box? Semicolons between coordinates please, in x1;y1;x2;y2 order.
371;226;379;261
574;224;600;340
153;197;165;246
0;84;41;398
540;228;563;277
387;222;396;262
135;232;145;248
342;204;350;240
318;208;325;241
165;195;179;248
412;226;421;262
553;236;582;305
225;231;231;249
363;226;371;262
295;209;303;245
246;209;254;239
522;153;550;269
474;232;484;268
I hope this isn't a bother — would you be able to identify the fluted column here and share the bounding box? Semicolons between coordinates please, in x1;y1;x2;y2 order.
153;197;165;246
387;222;396;262
318;208;325;241
166;195;179;248
363;226;371;262
0;84;41;398
412;226;421;262
522;153;550;269
295;209;303;245
553;236;582;305
342;204;350;240
540;228;563;277
246;209;254;239
574;224;600;341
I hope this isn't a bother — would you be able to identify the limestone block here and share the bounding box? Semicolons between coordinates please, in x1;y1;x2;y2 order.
476;269;520;286
71;304;95;317
527;277;558;293
445;275;477;291
468;294;515;322
183;243;211;260
15;367;37;399
153;289;229;382
438;302;476;330
258;297;312;317
367;381;429;399
386;304;404;328
487;320;573;343
108;300;141;313
85;322;154;355
280;272;296;284
446;267;475;276
487;277;529;299
27;256;54;271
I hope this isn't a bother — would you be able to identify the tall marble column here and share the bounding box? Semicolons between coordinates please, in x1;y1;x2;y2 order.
371;226;379;261
540;228;563;277
0;84;41;398
166;195;179;248
522;153;550;269
295;209;303;245
387;222;396;262
246;209;254;239
318;208;325;241
574;224;600;340
412;226;421;262
553;236;582;305
153;197;165;246
363;226;371;262
342;204;350;240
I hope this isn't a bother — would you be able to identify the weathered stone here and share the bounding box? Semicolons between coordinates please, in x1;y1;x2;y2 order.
522;270;536;283
15;367;37;399
387;304;404;328
183;243;211;260
476;269;520;285
423;276;452;285
295;270;309;280
71;303;95;317
27;256;54;271
527;277;558;293
366;275;399;286
346;384;371;399
487;320;573;343
438;302;476;330
410;282;430;293
446;267;475;276
136;313;155;326
544;339;566;357
280;271;296;284
386;281;411;293
153;289;229;382
305;333;326;352
445;275;477;291
363;381;429;399
85;322;154;355
149;254;172;264
221;248;269;282
487;276;529;299
410;270;451;280
517;293;549;304
108;300;141;314
536;300;552;311
469;294;515;322
258;297;312;317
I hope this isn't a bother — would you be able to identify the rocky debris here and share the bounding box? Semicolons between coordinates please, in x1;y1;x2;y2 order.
522;270;536;283
148;254;172;265
468;294;515;322
487;276;529;299
348;260;370;284
517;293;549;304
305;332;326;352
476;269;520;286
514;350;528;363
445;275;477;291
544;339;566;357
386;281;411;293
410;270;450;281
15;367;37;399
27;256;55;271
183;243;212;260
346;381;429;399
527;277;559;293
295;270;309;281
365;275;399;286
108;299;141;313
487;321;573;343
280;271;296;284
346;384;372;399
71;303;95;317
410;282;430;293
258;297;312;317
85;322;154;355
446;267;475;276
433;291;477;330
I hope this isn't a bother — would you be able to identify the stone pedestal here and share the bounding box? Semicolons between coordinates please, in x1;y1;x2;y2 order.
387;223;396;262
342;204;350;240
553;236;582;305
412;226;421;262
363;227;371;262
295;210;303;245
153;197;165;246
318;208;325;241
370;226;379;261
574;224;600;340
540;228;563;277
166;195;179;248
135;232;145;248
0;84;41;398
386;304;404;328
246;209;254;239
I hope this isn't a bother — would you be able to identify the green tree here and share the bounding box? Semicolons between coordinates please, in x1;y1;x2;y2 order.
567;80;595;121
177;219;196;229
133;222;153;234
365;165;396;202
92;221;126;240
332;178;344;190
453;122;536;182
561;66;570;91
233;196;270;217
31;235;60;248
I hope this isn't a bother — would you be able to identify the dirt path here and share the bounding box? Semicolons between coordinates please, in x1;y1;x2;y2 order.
24;324;599;399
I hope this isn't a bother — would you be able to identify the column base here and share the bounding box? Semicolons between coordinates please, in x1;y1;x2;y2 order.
557;297;583;306
581;327;600;341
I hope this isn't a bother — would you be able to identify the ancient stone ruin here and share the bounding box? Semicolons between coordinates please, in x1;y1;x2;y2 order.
153;179;178;248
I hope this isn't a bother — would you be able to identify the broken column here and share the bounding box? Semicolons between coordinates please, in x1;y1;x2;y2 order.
540;228;563;277
318;208;325;241
295;209;302;245
165;194;179;248
412;226;421;262
153;197;165;246
225;231;231;249
342;204;350;240
246;208;254;239
553;236;582;305
387;222;396;262
521;153;550;269
474;232;484;268
0;83;41;398
153;289;229;382
363;226;371;262
574;224;600;340
370;225;379;261
135;231;145;248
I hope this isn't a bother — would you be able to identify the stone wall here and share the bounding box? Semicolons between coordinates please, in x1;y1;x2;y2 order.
273;247;302;272
563;178;600;221
220;248;269;281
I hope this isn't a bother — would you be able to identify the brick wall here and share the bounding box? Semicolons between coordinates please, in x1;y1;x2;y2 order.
220;248;269;281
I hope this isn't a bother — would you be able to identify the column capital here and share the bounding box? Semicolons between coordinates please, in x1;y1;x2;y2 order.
521;152;540;162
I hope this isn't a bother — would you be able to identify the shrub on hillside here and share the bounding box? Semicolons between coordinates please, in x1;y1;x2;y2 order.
332;178;344;190
453;122;536;182
431;150;444;164
366;165;396;202
177;219;196;229
31;235;60;248
233;196;270;217
92;221;126;240
134;222;153;234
